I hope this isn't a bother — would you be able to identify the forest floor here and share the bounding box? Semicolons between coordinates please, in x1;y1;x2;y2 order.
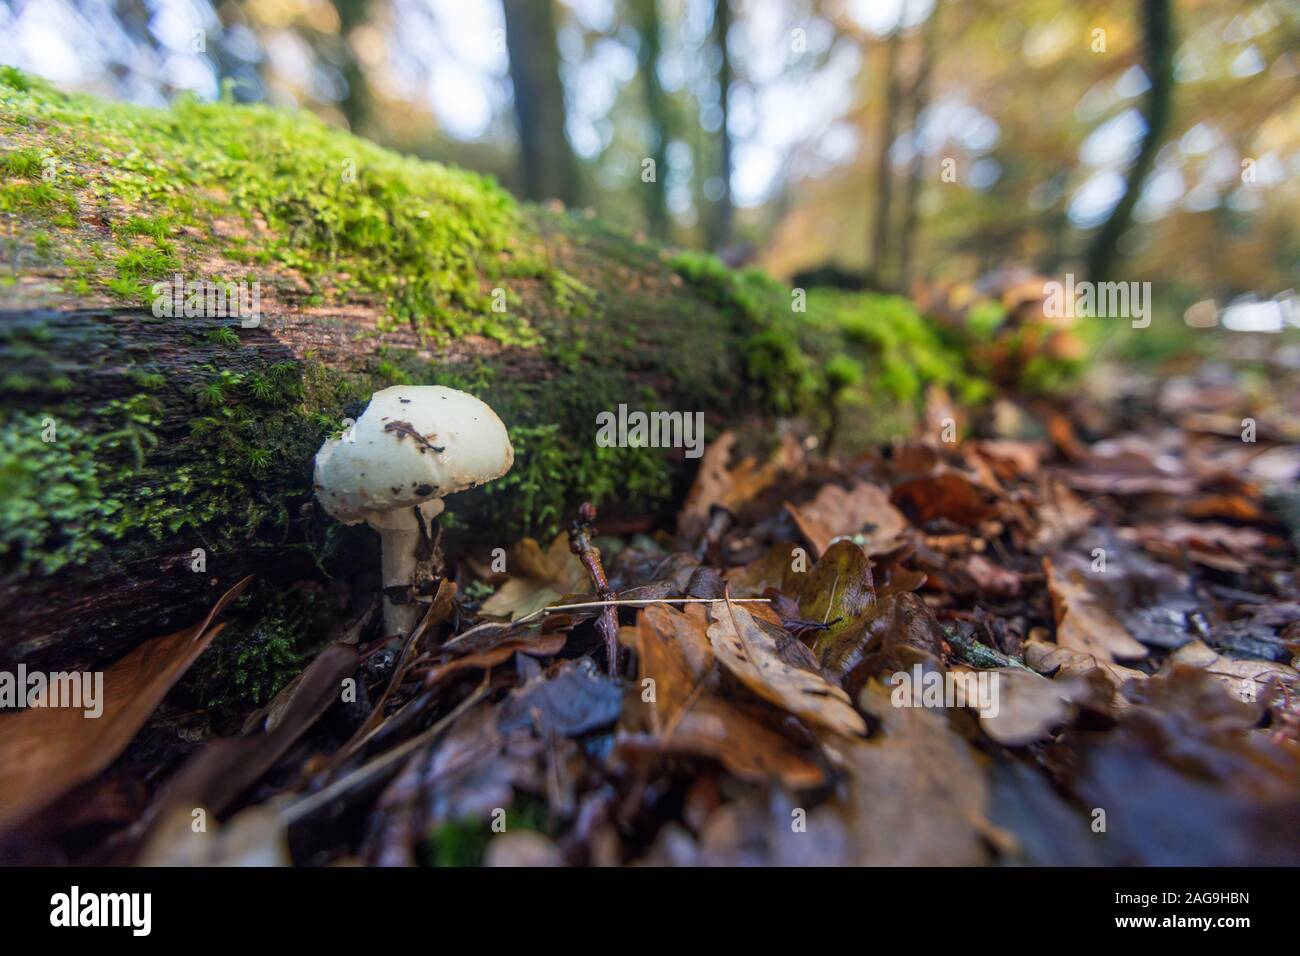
2;331;1299;866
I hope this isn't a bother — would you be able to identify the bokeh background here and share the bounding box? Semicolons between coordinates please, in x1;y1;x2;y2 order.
1;0;1296;328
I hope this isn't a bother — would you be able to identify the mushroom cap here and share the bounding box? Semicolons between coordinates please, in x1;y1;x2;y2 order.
313;385;514;527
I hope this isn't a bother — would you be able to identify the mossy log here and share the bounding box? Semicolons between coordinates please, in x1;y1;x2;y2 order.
0;70;992;672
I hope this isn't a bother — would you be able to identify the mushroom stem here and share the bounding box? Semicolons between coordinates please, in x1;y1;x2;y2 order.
369;499;445;639
379;524;424;638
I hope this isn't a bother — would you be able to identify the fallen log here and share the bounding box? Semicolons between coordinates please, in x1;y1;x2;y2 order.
0;70;986;678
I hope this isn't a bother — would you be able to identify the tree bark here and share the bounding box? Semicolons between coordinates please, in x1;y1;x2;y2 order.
869;15;905;288
1085;0;1174;283
0;212;764;673
633;0;672;240
706;0;734;252
873;14;904;290
502;0;582;206
898;1;939;293
329;0;372;135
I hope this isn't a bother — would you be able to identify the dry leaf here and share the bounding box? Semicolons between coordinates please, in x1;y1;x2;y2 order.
976;666;1081;746
1044;557;1148;662
1024;636;1147;710
836;682;994;865
1031;480;1096;552
707;600;866;737
622;603;824;788
785;480;908;558
891;471;996;527
1163;640;1300;705
634;603;714;729
0;576;251;832
677;431;801;544
479;534;589;620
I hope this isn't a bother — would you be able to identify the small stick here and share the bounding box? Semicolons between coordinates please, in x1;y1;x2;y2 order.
546;597;771;612
568;502;620;674
282;682;488;826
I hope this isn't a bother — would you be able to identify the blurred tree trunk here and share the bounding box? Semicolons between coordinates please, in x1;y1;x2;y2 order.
898;1;939;293
869;14;905;288
1086;0;1174;283
706;0;734;252
633;0;672;240
502;0;581;205
330;0;371;134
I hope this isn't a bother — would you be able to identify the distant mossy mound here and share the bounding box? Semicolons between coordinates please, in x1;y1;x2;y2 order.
0;67;989;673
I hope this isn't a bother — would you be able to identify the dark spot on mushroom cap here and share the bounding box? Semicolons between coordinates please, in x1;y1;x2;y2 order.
391;486;402;495
415;484;435;496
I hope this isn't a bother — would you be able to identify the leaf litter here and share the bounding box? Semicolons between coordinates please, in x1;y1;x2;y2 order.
4;358;1300;867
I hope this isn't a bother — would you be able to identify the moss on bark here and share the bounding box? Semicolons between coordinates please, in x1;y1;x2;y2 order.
0;69;994;676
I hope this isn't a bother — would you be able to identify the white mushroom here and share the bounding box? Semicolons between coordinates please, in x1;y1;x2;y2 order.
313;385;514;637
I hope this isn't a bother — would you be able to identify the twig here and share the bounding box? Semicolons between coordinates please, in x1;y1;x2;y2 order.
282;681;489;826
569;502;621;674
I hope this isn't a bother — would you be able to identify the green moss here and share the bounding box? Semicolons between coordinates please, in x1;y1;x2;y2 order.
0;147;44;178
422;800;549;867
0;66;32;92
0;66;998;583
182;587;321;710
825;353;865;390
0;71;554;345
811;289;988;408
0;413;122;574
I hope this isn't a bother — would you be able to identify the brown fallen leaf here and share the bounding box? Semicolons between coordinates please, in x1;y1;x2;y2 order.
152;639;362;821
1044;557;1148;662
784;480;908;558
891;470;996;527
965;553;1021;596
0;576;251;832
420;627;567;688
707;599;866;737
620;603;824;788
1183;494;1265;522
479;534;589;620
634;603;715;729
1030;479;1096;552
818;591;948;698
1023;635;1147;710
722;541;804;597
676;430;802;545
835;682;995;865
969;439;1046;480
976;666;1082;746
1063;668;1300;865
1134;521;1279;574
1162;640;1300;705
